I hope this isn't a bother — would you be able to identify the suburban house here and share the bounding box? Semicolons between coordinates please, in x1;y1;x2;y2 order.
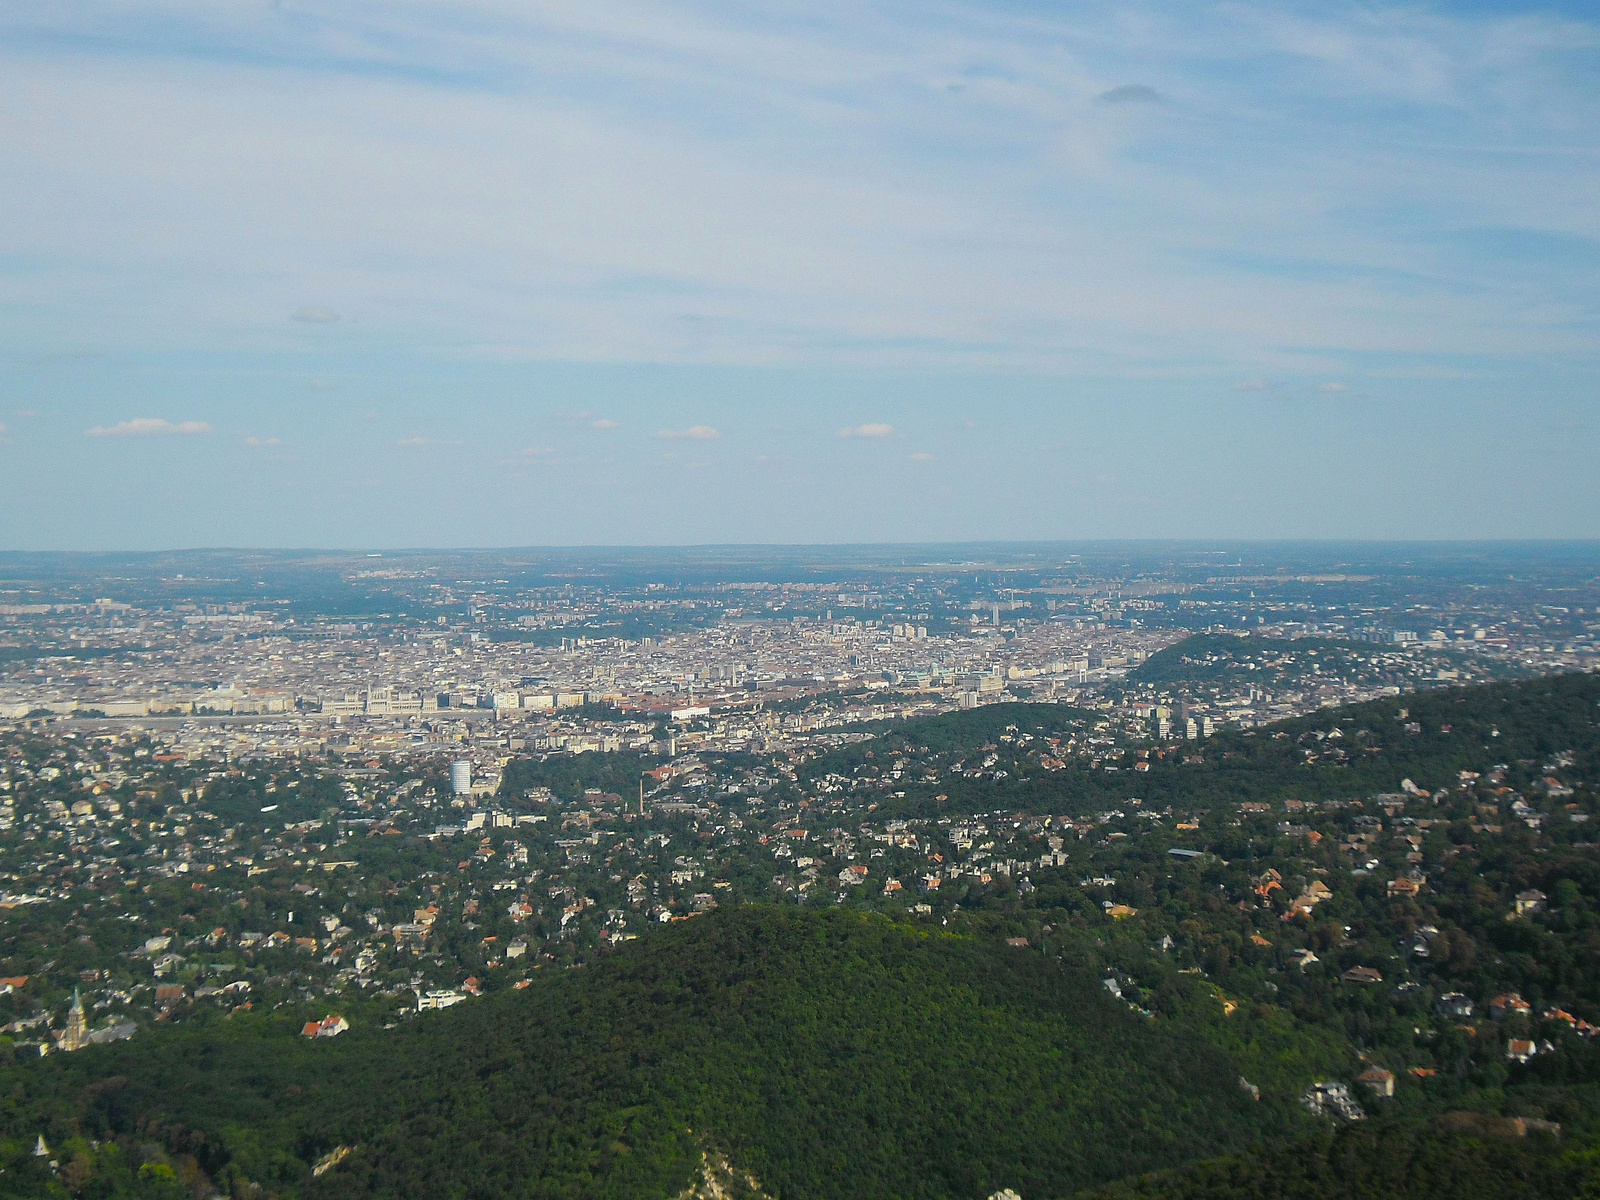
1490;993;1533;1021
1356;1067;1395;1097
1506;1039;1537;1063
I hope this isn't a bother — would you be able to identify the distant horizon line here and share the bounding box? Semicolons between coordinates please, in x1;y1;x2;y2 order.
3;537;1600;557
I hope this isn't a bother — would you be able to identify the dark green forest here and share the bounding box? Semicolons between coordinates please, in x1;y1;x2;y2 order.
1080;1119;1594;1200
499;751;657;803
0;909;1307;1200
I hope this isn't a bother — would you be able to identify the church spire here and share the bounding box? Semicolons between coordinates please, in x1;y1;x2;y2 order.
64;987;87;1052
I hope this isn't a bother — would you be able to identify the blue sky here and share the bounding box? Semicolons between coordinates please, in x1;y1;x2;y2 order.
1;0;1597;548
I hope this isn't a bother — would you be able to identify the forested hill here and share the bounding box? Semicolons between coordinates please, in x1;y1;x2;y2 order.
1125;631;1519;691
800;700;1096;770
802;671;1600;820
1129;634;1368;685
2;908;1305;1200
1079;1119;1593;1200
1139;669;1600;803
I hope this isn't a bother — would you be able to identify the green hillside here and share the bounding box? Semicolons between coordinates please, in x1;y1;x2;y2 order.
1126;634;1362;686
1;908;1306;1200
1125;632;1515;690
13;672;1600;1200
1079;1119;1593;1200
796;670;1600;821
799;702;1095;779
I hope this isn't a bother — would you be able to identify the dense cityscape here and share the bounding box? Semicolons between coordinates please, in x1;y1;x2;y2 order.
2;545;1597;1063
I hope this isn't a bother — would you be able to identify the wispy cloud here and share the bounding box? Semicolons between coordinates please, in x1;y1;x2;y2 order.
241;435;281;446
1097;85;1164;106
396;435;462;447
656;425;720;440
86;418;211;437
838;423;895;439
4;0;1599;379
909;451;935;461
1318;382;1348;393
592;418;621;429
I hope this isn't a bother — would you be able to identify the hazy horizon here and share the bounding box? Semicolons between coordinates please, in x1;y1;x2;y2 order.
4;537;1600;553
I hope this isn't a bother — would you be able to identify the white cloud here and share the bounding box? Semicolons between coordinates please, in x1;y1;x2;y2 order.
395;435;463;447
592;418;620;429
1319;381;1348;393
839;423;895;439
909;451;935;461
656;425;720;440
1236;379;1271;392
85;418;212;437
290;306;340;323
241;435;281;446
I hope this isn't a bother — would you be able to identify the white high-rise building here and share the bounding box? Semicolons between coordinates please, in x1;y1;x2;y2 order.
450;760;472;796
